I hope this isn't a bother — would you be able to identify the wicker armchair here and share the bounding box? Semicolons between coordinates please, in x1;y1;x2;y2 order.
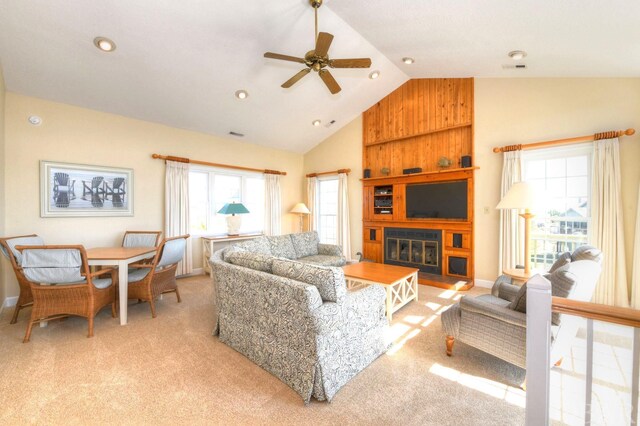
0;234;45;324
127;234;189;318
15;245;117;343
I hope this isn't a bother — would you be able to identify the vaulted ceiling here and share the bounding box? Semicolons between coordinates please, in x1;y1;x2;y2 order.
1;1;638;153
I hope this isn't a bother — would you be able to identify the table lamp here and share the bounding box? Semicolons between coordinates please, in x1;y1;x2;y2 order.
217;202;250;236
290;203;310;233
496;182;539;276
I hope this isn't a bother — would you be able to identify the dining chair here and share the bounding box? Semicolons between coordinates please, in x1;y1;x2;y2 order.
0;234;45;324
127;234;190;318
16;245;117;343
122;231;162;248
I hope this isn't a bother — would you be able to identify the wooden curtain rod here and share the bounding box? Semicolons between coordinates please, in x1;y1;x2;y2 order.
151;154;287;175
306;168;351;178
493;128;636;153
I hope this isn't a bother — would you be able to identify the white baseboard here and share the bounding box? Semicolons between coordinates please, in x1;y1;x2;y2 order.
474;279;494;289
1;296;18;315
190;267;204;276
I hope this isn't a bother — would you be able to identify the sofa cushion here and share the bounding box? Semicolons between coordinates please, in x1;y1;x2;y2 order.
545;263;578;325
509;284;527;313
571;245;602;263
549;251;571;273
232;236;272;255
272;258;346;303
290;231;319;258
298;254;346;267
225;247;274;273
267;235;297;259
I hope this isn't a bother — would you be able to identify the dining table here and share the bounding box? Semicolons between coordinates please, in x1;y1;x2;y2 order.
86;246;157;325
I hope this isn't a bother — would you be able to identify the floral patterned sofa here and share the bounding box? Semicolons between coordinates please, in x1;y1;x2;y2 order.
228;231;346;267
210;240;390;404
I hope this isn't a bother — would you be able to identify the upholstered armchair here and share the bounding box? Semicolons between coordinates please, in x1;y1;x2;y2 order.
441;245;602;369
0;234;45;324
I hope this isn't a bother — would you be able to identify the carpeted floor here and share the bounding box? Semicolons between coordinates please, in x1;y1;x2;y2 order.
0;275;526;425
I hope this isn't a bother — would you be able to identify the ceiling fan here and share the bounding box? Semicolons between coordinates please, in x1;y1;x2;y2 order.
263;0;372;95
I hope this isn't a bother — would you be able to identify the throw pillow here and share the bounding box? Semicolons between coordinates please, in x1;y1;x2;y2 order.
272;258;346;303
290;231;320;258
548;252;571;273
509;283;527;313
571;245;602;264
267;235;297;259
545;263;578;325
226;249;274;273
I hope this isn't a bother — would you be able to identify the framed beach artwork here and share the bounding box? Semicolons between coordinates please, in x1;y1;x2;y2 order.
40;161;134;217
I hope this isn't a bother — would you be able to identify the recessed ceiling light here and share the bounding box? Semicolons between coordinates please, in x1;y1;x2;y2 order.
369;70;380;79
312;120;321;127
402;57;415;64
28;115;42;126
235;90;249;100
508;50;527;60
93;37;116;52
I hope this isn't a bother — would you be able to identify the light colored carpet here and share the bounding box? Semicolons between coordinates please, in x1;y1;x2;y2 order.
0;275;526;425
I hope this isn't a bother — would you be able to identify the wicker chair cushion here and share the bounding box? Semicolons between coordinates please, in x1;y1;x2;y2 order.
128;268;151;283
290;231;320;258
272;258;346;303
91;278;113;289
571;245;603;263
22;248;83;284
123;233;159;248
267;235;297;259
549;252;571;273
225;248;274;273
2;235;45;265
158;238;187;267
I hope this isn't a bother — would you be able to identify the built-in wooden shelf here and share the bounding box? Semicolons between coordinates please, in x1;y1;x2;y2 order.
361;166;479;182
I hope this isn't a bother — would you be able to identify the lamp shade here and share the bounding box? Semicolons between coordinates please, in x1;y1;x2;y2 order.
217;202;250;215
496;182;540;210
290;203;310;214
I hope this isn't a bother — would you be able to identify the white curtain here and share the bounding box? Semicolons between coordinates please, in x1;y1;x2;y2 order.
631;184;640;309
306;177;318;232
591;138;629;307
165;160;192;275
499;151;523;273
264;174;281;236
337;173;351;261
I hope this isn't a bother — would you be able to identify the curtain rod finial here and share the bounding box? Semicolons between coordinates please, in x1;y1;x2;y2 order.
625;128;635;136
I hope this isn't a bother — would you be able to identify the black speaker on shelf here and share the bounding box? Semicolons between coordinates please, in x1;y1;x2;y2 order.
363;169;371;179
461;155;472;168
448;257;468;276
452;233;463;248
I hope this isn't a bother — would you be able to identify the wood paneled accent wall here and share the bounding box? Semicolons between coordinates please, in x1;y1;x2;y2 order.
361;78;476;290
363;78;473;178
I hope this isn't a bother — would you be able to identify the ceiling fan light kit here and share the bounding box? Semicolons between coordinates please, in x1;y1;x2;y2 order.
263;0;372;95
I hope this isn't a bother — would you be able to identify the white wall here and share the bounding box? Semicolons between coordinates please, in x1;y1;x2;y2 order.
0;65;6;308
1;93;304;298
303;116;363;260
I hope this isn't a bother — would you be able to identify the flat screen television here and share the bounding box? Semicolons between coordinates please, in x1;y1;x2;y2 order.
405;181;468;219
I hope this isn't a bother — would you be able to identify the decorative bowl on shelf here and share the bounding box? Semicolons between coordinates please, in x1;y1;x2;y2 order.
381;167;390;175
437;157;453;168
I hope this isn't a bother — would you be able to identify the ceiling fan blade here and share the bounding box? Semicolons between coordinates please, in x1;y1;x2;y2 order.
329;58;372;68
319;69;341;94
281;68;311;88
264;52;306;64
314;32;334;57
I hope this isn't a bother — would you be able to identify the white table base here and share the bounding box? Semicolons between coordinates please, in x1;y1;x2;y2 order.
345;271;419;321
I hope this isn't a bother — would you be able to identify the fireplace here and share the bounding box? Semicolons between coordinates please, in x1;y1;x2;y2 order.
384;228;442;275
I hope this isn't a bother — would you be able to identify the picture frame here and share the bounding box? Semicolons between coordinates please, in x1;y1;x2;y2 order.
40;160;134;217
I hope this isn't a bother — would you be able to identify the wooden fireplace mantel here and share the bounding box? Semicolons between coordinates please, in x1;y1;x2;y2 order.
361;78;475;290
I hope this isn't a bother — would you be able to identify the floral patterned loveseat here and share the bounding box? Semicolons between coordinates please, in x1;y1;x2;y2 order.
210;238;390;404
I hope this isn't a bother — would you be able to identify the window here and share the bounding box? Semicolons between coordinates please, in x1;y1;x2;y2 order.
189;168;264;236
316;177;339;244
522;144;592;270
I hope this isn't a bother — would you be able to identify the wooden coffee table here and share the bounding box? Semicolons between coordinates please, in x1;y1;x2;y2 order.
342;262;419;321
